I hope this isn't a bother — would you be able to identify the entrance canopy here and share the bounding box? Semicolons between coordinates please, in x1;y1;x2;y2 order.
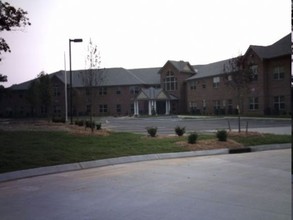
136;87;169;101
134;87;177;115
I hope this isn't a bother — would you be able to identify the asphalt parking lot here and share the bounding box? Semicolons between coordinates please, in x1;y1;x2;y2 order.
101;116;291;135
0;149;290;220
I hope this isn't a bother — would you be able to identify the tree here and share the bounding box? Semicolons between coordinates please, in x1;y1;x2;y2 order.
0;74;7;82
0;1;31;82
37;72;52;119
223;55;254;132
26;80;39;117
79;39;104;132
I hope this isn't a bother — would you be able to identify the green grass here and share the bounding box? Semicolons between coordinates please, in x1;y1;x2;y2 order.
0;131;290;173
229;133;291;146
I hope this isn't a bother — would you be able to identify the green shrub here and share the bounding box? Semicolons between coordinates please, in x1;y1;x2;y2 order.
175;126;185;136
52;117;65;123
216;130;228;141
96;123;102;130
85;121;95;129
75;120;84;126
188;132;198;144
146;127;157;137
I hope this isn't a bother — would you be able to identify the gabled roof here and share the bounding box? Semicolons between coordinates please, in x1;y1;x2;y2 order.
160;60;196;74
9;79;34;90
187;34;291;81
249;33;291;59
135;87;177;100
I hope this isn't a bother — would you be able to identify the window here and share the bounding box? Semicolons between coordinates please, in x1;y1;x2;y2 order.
116;104;121;113
41;105;47;114
189;102;197;113
202;99;206;108
227;99;233;113
116;87;121;95
213;77;220;88
53;105;61;114
202;84;206;89
274;96;285;110
130;103;134;114
99;87;107;95
213;100;220;109
86;104;91;114
273;66;285;80
164;71;177;91
99;104;108;113
189;81;196;90
130;86;140;95
250;65;258;81
249;97;259;110
85;88;91;96
53;84;60;97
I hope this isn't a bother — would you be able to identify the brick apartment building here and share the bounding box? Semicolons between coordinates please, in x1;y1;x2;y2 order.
0;34;291;118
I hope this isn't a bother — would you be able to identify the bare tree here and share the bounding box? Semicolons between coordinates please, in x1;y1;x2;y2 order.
79;39;104;132
38;71;52;119
223;55;254;132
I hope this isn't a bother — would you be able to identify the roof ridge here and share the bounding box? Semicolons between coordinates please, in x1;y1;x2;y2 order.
125;69;146;84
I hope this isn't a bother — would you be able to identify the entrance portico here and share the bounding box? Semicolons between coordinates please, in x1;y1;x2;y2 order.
134;87;173;116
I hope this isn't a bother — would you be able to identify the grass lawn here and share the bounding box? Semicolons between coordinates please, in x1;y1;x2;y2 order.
0;130;291;173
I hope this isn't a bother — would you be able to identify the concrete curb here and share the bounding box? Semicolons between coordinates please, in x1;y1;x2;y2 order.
0;143;290;183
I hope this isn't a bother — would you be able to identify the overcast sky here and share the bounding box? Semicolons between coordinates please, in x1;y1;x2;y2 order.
1;0;290;87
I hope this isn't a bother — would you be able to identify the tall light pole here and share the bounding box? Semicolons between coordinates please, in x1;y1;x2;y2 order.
69;38;83;124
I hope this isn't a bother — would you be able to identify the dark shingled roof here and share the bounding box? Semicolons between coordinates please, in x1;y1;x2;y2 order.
128;67;161;85
8;34;290;90
187;59;230;80
63;68;147;87
161;60;196;74
249;34;291;59
187;34;291;80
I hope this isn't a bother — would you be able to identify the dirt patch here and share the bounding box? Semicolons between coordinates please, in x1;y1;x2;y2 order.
227;131;264;137
176;131;264;151
177;139;243;150
66;124;111;136
0;119;110;136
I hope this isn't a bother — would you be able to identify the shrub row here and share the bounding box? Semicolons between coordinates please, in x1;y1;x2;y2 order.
146;126;228;144
75;120;102;130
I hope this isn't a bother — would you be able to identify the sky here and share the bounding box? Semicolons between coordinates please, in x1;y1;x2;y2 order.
0;0;290;87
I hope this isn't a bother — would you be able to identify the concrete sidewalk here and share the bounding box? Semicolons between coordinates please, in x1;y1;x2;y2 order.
0;149;290;220
0;143;290;183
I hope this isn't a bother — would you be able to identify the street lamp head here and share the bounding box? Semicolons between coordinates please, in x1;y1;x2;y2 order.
70;38;83;43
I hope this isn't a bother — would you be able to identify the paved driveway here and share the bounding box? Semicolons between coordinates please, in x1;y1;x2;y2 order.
0;149;290;220
102;116;291;135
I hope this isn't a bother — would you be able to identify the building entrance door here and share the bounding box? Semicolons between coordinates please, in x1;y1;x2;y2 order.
156;101;166;115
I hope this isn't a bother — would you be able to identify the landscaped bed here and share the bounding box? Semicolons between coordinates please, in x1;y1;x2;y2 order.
0;121;290;173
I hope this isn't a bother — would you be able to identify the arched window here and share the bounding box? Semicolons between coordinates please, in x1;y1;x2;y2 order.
164;71;177;91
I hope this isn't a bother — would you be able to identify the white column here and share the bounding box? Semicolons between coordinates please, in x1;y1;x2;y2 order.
136;101;139;116
148;100;152;115
154;101;157;115
133;101;136;116
133;101;137;116
165;100;170;115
